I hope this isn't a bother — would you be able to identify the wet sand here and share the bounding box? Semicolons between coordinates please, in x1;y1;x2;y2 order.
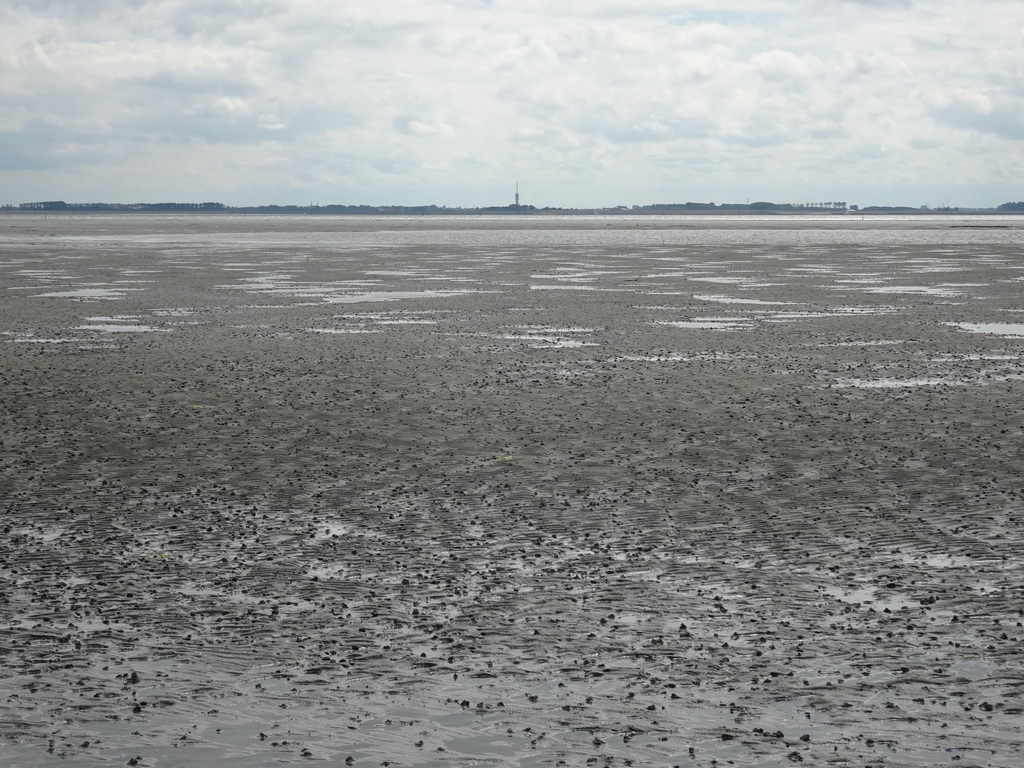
2;215;1023;767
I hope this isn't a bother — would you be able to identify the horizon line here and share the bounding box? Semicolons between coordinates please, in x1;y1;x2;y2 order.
6;200;1023;213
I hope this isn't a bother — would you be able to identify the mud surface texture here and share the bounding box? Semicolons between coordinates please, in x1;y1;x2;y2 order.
2;215;1023;767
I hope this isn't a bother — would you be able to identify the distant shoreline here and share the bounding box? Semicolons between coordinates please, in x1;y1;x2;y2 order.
3;206;1020;217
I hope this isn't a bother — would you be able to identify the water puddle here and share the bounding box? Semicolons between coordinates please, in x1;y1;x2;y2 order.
511;326;599;334
77;324;165;333
768;307;898;321
689;276;757;284
949;659;996;681
326;290;482;303
828;340;905;347
929;353;1019;361
620;354;739;365
833;378;967;389
947;322;1024;338
3;332;76;343
655;320;754;331
35;288;135;300
362;270;435;277
891;551;974;568
694;294;800;306
306;328;379;334
863;286;963;297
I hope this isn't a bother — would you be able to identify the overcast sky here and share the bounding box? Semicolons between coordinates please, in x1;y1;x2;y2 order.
2;0;1022;208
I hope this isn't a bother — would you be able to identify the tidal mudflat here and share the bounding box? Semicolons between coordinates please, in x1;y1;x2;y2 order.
2;214;1023;767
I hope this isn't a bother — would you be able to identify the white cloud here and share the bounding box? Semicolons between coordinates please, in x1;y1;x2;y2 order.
0;0;1021;207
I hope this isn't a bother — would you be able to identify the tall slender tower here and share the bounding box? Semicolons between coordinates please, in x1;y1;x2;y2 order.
515;182;520;208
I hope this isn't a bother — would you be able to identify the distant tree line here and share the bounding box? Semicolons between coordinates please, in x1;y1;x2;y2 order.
11;199;1021;215
641;201;848;212
20;201;225;211
859;206;921;213
14;201;539;215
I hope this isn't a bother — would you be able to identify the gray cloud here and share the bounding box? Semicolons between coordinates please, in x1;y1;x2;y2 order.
828;0;913;8
0;0;1020;207
929;96;1024;141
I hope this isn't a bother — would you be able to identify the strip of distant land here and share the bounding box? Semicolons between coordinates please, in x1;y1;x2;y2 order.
4;200;1024;215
